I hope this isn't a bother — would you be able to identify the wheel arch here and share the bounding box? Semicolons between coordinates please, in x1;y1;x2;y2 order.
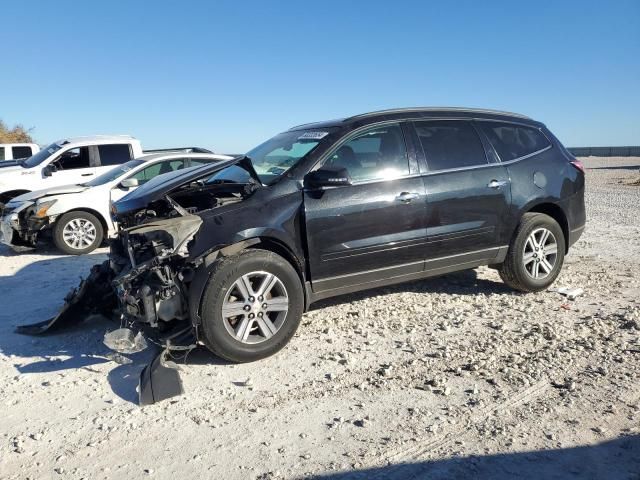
0;190;31;205
524;202;569;253
188;236;309;330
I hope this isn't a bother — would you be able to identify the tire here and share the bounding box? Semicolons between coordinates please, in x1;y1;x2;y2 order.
199;249;304;363
498;212;566;292
52;211;104;255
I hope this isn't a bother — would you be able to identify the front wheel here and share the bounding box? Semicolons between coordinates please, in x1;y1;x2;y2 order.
499;212;566;292
199;249;304;362
52;211;104;255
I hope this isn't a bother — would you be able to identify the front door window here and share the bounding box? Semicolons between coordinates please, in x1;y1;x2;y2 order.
324;123;409;182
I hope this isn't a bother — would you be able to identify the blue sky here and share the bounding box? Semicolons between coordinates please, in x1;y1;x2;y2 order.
1;0;638;152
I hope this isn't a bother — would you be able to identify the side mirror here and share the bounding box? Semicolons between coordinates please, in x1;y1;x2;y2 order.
120;177;139;189
304;167;352;189
42;164;56;177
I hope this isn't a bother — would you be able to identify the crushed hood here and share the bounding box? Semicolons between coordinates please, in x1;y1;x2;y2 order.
13;184;89;203
113;156;260;216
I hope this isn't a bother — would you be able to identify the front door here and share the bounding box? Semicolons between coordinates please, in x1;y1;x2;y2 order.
304;122;428;293
46;146;96;186
411;120;511;262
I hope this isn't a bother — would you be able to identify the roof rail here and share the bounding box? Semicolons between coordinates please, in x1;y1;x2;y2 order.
143;147;213;154
344;107;532;122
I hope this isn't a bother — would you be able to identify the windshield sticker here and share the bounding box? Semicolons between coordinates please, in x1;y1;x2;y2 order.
298;131;328;140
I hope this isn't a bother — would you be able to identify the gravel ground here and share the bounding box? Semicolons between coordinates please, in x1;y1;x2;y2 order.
1;157;639;479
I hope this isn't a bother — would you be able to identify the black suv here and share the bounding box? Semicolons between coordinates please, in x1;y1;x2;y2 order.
56;108;587;362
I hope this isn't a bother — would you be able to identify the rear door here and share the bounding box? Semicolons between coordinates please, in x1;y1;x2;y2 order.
12;146;34;159
96;144;134;175
411;120;512;263
304;122;428;293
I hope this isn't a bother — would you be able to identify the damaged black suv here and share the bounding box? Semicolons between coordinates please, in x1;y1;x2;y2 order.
27;108;586;364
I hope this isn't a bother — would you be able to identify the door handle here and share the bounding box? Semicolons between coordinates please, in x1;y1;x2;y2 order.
395;192;420;203
487;179;508;189
81;173;94;177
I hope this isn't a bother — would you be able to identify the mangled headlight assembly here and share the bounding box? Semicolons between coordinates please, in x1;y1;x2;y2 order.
33;199;57;218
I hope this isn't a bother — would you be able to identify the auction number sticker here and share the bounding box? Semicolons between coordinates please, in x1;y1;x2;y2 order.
298;131;329;140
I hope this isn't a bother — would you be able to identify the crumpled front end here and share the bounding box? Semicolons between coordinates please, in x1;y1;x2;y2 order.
110;214;203;329
16;158;260;404
0;201;48;247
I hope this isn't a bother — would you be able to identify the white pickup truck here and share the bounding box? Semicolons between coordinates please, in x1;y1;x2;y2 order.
0;135;143;206
0;143;40;161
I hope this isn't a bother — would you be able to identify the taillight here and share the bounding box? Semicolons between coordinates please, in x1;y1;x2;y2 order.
570;159;585;174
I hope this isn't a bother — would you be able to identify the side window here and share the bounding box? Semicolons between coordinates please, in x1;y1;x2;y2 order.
54;147;91;170
12;146;33;159
324;123;408;182
414;121;487;171
189;157;212;167
0;147;5;161
99;144;133;166
478;122;551;161
131;159;186;184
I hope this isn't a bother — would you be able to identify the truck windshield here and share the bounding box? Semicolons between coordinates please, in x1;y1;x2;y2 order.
245;129;334;184
22;142;63;168
84;160;145;186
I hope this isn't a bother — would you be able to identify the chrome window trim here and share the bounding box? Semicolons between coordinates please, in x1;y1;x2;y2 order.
473;119;553;164
497;144;553;165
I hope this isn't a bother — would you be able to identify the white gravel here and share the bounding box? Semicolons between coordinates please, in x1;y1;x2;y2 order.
1;157;639;479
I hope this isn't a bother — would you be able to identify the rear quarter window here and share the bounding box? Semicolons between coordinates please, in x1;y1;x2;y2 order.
478;122;550;161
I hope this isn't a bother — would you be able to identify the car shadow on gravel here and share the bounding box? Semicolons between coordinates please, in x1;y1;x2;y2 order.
4;314;157;404
307;434;640;480
1;261;512;405
310;268;516;311
0;242;109;258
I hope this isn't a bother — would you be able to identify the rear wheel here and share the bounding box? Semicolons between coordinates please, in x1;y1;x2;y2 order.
199;249;304;362
499;212;565;292
53;211;104;255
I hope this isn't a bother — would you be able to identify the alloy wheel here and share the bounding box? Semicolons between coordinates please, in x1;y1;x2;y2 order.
523;227;558;279
62;218;97;250
221;271;289;344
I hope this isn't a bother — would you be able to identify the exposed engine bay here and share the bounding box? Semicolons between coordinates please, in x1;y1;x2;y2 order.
112;179;256;327
16;158;262;405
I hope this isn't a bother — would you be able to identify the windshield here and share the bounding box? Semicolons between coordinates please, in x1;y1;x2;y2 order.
84;159;145;187
22;142;64;168
245;129;332;184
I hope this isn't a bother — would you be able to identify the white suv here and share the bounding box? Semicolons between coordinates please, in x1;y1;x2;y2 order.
1;152;232;254
0;135;143;207
0;143;40;161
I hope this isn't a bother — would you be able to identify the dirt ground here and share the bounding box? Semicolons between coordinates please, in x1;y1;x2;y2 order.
1;157;639;480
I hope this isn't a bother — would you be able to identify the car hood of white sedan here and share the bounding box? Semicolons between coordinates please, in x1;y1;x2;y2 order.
12;184;90;203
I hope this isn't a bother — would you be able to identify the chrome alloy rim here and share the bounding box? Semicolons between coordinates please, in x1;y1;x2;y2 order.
62;218;97;250
523;227;558;279
222;271;289;344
